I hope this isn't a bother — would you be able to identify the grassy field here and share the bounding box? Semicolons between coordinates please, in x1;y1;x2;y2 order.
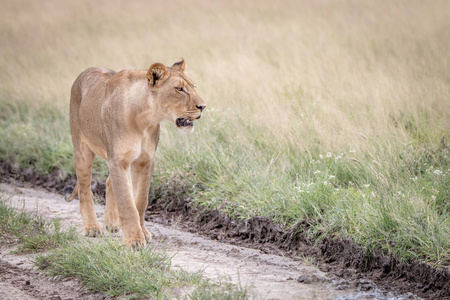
0;0;449;266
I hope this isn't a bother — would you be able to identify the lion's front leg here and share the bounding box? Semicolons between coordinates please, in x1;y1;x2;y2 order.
108;161;146;248
131;156;154;243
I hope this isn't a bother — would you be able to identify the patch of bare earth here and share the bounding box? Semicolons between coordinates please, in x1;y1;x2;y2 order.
0;245;109;300
0;253;111;300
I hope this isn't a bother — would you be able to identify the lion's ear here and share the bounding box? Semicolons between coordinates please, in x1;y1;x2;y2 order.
147;63;169;87
171;58;186;72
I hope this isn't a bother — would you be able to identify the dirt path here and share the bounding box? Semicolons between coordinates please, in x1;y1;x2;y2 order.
0;183;421;300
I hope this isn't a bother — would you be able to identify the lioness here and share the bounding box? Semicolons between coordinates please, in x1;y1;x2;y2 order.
67;59;205;247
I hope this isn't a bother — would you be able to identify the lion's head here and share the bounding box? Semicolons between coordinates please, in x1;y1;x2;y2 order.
147;59;206;131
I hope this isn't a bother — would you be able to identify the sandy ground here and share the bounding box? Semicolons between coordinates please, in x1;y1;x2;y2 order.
0;183;420;300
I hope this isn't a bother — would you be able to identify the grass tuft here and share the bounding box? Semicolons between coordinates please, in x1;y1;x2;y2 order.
186;279;250;300
0;197;77;252
34;237;203;299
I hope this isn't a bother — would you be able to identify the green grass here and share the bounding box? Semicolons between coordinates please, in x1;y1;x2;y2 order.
0;101;107;177
0;196;77;252
35;238;251;299
35;238;203;299
36;238;250;299
1;0;449;268
154;130;450;265
1;197;249;299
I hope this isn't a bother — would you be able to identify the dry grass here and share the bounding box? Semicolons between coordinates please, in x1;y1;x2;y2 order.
1;0;449;151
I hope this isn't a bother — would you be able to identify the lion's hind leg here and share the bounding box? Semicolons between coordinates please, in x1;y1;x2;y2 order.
104;176;121;233
65;181;79;202
74;143;102;237
131;157;154;244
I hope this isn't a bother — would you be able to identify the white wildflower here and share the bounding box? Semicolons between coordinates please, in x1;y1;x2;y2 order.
326;152;332;158
433;170;443;176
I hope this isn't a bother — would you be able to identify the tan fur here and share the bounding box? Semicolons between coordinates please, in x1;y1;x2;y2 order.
67;59;205;247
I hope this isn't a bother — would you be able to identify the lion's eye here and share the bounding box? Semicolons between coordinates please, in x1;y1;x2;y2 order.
176;87;185;92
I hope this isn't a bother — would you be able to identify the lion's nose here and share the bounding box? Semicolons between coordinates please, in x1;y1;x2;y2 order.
196;105;206;112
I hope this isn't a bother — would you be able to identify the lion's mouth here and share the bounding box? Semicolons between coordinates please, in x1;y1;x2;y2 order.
176;118;194;128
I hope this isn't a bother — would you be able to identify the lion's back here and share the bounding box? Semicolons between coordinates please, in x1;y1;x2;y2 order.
71;68;116;104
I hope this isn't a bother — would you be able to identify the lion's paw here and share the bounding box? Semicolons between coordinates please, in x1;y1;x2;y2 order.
105;222;120;233
142;228;152;244
125;237;146;250
84;225;103;237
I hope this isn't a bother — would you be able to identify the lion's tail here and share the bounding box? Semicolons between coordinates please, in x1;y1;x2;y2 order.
65;181;79;202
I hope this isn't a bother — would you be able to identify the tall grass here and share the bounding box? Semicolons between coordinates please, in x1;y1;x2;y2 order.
1;0;449;265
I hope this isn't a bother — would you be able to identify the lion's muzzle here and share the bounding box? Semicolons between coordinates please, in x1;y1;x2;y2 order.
176;117;194;127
